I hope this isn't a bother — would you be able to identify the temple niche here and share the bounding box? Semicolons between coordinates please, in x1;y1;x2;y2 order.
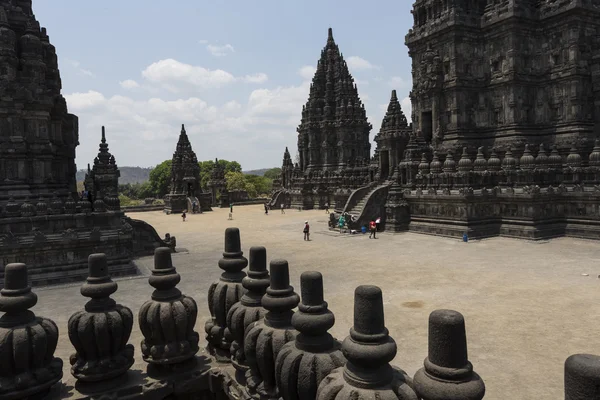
0;2;167;286
164;124;212;214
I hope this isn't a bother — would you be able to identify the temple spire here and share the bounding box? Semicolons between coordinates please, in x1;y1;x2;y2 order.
328;27;334;42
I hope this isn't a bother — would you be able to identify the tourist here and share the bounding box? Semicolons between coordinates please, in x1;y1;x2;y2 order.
281;203;285;214
369;219;377;239
264;203;269;215
182;210;186;222
192;200;198;213
325;202;329;214
375;216;381;231
230;203;233;214
339;214;345;233
303;220;310;241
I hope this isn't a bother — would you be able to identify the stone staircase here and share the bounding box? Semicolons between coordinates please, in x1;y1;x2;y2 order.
342;183;391;230
345;185;385;218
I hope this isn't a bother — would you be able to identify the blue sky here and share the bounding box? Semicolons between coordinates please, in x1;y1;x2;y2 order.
34;0;414;170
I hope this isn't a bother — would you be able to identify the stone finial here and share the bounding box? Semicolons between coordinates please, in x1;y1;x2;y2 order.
0;263;63;399
564;354;600;400
413;310;485;400
68;254;134;383
443;151;456;173
549;145;563;169
501;147;517;171
589;139;600;167
520;144;535;170
226;246;270;371
487;149;501;171
536;144;548;167
457;147;473;172
418;153;430;174
244;259;300;398
316;285;418;400
276;271;345;400
473;146;487;171
566;145;582;168
138;248;199;367
430;151;442;174
205;227;248;361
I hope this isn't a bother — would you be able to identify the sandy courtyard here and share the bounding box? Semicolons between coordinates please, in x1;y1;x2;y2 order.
32;205;600;399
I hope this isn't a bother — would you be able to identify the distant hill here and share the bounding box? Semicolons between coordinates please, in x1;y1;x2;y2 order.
243;168;271;176
76;166;152;184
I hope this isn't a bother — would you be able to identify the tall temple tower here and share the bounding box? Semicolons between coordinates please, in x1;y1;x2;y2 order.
0;4;79;206
297;28;372;173
272;28;374;210
0;0;167;285
405;0;600;152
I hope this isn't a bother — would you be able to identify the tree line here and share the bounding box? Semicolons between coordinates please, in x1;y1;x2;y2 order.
117;159;281;202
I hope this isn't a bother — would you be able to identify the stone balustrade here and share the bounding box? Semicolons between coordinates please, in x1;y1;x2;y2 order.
0;227;598;399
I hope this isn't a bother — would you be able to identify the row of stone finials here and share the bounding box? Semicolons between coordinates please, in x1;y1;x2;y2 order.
1;193;119;217
405;141;600;174
0;227;597;400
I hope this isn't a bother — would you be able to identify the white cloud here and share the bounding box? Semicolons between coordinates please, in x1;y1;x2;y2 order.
299;65;316;81
389;76;410;88
63;58;95;78
401;96;412;123
346;56;378;71
206;43;235;57
66;90;106;110
198;39;209;44
140;59;267;91
243;73;268;84
119;79;140;89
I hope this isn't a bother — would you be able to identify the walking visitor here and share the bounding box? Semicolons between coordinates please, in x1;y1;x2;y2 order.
369;219;377;239
182;210;187;222
281;203;285;214
303;220;310;241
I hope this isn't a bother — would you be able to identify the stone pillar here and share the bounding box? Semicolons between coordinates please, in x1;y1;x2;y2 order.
316;285;418;400
226;246;270;371
0;263;63;399
244;259;300;398
413;309;485;400
138;248;199;369
564;354;600;400
276;271;346;400
68;254;134;385
205;227;248;361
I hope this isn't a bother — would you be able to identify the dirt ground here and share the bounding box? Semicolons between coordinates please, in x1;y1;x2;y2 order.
33;205;600;399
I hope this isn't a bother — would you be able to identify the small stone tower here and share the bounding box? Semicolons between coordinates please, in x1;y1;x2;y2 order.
164;124;202;214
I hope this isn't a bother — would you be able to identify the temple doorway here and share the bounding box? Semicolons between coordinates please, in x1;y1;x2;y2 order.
187;183;193;197
380;151;390;179
422;111;433;143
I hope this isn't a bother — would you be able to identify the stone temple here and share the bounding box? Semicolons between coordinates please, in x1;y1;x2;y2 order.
0;1;166;286
273;2;600;240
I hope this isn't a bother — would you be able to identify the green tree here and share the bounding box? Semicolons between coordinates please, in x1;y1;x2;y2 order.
225;171;260;198
198;159;243;190
263;168;281;180
245;174;272;196
149;160;172;198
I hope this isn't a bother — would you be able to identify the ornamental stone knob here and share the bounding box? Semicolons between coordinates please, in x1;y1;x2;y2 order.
276;271;345;400
316;285;418;400
413;310;485;400
138;247;199;367
244;259;300;398
0;263;63;399
68;253;134;383
205;227;248;361
226;246;269;370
